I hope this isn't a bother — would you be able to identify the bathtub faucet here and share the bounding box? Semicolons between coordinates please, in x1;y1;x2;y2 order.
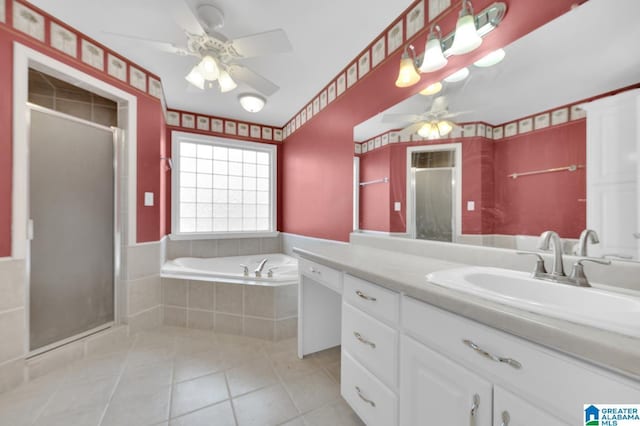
254;258;269;278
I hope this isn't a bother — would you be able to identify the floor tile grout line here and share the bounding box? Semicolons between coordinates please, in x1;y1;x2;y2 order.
223;373;240;426
97;332;140;426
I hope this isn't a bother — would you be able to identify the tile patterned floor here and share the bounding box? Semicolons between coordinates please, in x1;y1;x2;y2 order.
0;327;364;426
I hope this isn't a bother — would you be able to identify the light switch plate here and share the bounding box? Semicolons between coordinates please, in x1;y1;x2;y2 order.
144;192;154;206
394;202;401;211
467;201;475;211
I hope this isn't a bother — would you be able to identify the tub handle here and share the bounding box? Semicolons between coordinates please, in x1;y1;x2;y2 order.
240;264;249;277
267;267;278;278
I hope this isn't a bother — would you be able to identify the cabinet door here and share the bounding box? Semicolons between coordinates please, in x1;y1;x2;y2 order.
400;335;492;426
493;386;569;426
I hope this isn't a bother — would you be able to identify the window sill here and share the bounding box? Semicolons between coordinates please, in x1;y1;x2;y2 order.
169;231;280;241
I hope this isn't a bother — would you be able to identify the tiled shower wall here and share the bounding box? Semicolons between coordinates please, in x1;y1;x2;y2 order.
0;259;27;393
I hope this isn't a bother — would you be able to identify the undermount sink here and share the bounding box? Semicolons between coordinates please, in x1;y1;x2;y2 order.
426;266;640;337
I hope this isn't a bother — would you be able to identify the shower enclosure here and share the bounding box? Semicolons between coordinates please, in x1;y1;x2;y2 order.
409;148;458;242
28;105;119;353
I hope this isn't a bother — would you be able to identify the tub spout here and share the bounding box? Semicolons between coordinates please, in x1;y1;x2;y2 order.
254;258;268;278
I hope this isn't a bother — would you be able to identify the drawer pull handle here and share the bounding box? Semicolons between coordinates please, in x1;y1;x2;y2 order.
462;339;522;370
353;331;376;348
355;386;376;407
355;290;377;302
501;411;510;426
309;267;322;275
470;393;480;421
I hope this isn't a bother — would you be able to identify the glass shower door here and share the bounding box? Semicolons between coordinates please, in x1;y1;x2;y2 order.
29;108;115;352
414;168;454;242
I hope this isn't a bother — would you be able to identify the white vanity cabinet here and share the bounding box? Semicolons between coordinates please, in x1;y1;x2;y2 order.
341;274;400;426
400;335;492;426
493;386;568;426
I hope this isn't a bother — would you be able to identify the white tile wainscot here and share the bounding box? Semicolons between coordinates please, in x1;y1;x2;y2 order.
294;245;640;426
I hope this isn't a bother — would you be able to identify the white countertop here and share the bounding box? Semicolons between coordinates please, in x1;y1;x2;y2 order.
293;243;640;381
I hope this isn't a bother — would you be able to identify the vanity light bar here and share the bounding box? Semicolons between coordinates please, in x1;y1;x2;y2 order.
416;2;507;63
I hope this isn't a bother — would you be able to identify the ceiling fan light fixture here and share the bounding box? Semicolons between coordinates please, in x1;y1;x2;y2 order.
473;48;506;67
444;67;470;83
395;45;421;88
185;65;205;90
419;25;448;73
437;120;454;136
419;81;443;96
239;94;266;113
198;55;220;81
218;70;237;93
450;1;483;55
417;122;436;138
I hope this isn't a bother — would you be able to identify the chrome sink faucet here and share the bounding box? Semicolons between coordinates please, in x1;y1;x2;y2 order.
518;230;611;287
254;258;269;278
538;231;565;277
576;229;599;257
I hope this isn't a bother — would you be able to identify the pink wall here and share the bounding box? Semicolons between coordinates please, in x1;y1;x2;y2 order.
0;1;166;256
493;120;586;238
281;0;581;242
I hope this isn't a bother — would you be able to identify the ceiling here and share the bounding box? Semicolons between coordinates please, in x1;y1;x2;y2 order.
28;0;414;126
354;0;640;141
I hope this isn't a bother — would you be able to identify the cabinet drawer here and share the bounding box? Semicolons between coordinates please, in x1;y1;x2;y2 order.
342;350;397;426
402;296;640;423
299;258;342;293
343;274;399;325
342;301;398;388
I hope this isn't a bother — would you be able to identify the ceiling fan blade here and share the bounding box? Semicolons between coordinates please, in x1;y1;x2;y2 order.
162;0;206;35
103;31;191;55
230;29;292;58
400;122;424;138
228;65;279;96
381;113;425;123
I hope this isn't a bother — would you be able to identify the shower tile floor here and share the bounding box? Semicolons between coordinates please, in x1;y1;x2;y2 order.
0;327;363;426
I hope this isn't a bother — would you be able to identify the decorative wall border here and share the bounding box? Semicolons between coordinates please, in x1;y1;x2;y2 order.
3;0;165;103
166;109;283;144
283;0;457;140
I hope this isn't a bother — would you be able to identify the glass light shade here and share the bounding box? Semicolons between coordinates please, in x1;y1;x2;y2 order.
185;66;205;90
444;67;470;83
218;70;237;93
473;48;506;67
437;120;454;136
419;37;448;73
417;122;437;138
198;55;220;81
419;81;443;96
450;13;482;55
239;94;266;113
395;56;421;88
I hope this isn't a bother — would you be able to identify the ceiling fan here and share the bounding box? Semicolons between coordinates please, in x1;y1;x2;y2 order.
383;96;465;139
107;1;292;101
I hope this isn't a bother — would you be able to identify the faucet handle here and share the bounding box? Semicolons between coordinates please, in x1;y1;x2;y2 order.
516;251;547;275
240;264;249;276
568;258;611;287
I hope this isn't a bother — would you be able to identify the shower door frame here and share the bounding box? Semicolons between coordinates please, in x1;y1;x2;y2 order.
406;143;462;241
26;104;121;356
13;43;138;357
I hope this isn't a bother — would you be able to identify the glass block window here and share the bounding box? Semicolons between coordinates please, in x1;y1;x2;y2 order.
172;132;276;236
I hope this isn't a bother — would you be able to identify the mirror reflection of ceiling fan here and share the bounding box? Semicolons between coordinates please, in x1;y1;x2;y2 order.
106;1;293;111
382;96;466;140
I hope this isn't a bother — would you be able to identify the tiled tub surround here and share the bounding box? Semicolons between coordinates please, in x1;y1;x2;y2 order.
165;236;282;261
124;242;163;333
0;259;27;394
0;327;360;426
163;279;297;341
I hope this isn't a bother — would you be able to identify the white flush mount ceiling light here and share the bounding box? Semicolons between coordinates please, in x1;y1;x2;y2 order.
419;25;448;73
473;48;506;67
419;81;443;96
449;0;483;55
444;67;470;83
239;94;266;113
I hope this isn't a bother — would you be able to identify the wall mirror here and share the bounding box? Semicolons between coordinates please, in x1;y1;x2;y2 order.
353;0;640;261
